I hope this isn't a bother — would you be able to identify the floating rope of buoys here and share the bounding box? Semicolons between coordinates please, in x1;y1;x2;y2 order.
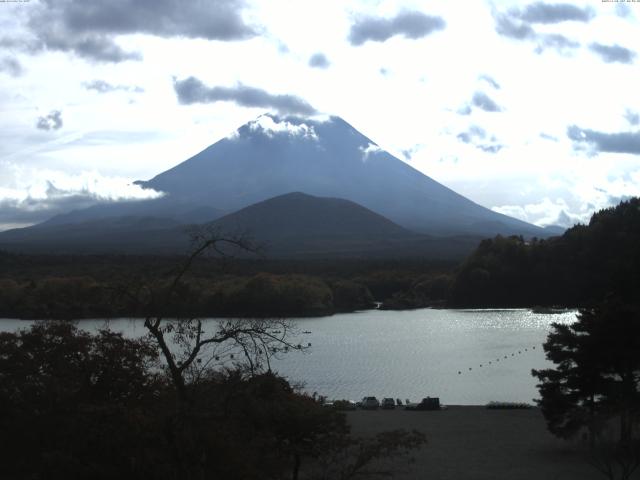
456;345;541;376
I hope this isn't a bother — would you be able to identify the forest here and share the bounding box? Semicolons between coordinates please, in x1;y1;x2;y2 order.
0;197;639;318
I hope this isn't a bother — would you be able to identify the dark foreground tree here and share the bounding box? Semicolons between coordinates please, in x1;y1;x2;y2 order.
532;299;640;479
0;322;425;480
0;322;163;479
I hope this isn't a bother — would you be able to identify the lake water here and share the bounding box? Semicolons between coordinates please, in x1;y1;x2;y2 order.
0;308;577;405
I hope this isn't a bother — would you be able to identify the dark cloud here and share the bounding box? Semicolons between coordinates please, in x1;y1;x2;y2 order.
624;110;640;127
308;52;330;69
494;13;536;40
36;110;63;131
0;56;23;76
513;2;594;24
494;10;580;53
472;92;502;112
589;43;636;64
567;125;640;155
479;75;500;89
348;11;445;46
173;77;317;116
83;79;144;93
9;0;256;63
0;182;105;228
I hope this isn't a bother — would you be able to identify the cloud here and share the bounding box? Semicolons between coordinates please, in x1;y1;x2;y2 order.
624;110;640;127
173;76;317;115
348;11;445;46
589;43;636;64
8;0;256;63
567;125;640;155
36;110;63;131
0;56;23;76
309;52;330;69
457;125;486;143
535;33;579;52
83;79;144;93
472;91;502;112
457;104;472;116
494;9;580;53
494;13;536;40
513;2;594;24
0;175;162;231
0;184;103;228
359;142;383;161
479;74;500;89
540;132;558;141
478;144;504;154
492;197;583;228
457;125;502;153
246;114;318;140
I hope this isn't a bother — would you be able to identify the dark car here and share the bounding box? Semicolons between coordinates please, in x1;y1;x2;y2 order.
361;396;380;409
405;397;440;411
381;397;396;409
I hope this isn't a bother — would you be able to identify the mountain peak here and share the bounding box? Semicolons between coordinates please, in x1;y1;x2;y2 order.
134;113;544;237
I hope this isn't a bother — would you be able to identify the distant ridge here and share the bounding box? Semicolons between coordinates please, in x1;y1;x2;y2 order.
0;192;482;259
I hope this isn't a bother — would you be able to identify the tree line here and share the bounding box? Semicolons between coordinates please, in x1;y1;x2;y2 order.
450;198;640;308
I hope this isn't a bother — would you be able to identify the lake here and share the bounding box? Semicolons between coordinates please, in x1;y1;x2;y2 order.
0;308;577;405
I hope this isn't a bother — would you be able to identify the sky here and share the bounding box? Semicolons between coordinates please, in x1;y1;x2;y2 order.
0;0;639;231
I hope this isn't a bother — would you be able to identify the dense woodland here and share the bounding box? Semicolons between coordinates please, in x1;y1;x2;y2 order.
450;198;640;308
0;198;639;318
0;253;454;319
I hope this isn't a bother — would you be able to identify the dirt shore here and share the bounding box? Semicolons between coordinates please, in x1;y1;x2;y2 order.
346;406;609;480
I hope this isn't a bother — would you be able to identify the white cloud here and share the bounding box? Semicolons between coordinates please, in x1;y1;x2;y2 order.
359;142;382;161
247;114;318;139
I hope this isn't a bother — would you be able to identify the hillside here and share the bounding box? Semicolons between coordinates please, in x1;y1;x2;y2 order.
449;197;640;307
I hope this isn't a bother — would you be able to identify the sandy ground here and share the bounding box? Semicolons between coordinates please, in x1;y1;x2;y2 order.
346;406;615;480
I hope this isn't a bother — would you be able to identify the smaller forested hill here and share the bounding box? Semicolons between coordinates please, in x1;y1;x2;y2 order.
449;198;640;307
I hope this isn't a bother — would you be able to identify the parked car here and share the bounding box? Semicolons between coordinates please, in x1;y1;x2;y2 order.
405;397;441;411
381;397;396;409
361;396;380;410
333;399;358;410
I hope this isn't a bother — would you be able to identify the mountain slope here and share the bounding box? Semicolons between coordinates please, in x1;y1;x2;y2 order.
212;192;412;241
137;114;545;237
0;216;190;254
0;192;482;259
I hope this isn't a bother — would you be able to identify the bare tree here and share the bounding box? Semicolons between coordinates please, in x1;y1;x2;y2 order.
123;226;307;403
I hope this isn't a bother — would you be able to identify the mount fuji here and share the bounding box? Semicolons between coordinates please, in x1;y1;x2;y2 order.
137;114;542;237
0;114;548;256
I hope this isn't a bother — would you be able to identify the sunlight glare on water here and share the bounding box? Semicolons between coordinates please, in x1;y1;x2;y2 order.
0;308;577;405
